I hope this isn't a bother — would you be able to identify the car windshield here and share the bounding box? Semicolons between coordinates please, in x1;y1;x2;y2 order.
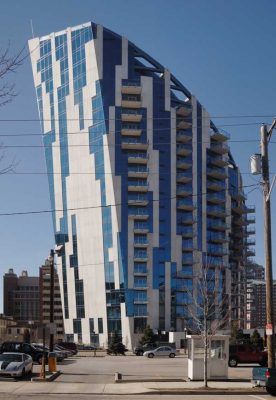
0;354;22;362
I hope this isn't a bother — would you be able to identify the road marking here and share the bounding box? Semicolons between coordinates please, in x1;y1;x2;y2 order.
249;395;268;400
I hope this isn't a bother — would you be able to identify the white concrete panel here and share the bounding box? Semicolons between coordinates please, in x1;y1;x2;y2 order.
165;262;171;331
201;107;209;253
95;25;103;80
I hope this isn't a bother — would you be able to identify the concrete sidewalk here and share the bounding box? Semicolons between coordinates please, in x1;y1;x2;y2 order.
0;379;265;395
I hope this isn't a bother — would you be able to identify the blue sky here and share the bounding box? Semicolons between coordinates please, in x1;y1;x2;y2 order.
1;0;276;312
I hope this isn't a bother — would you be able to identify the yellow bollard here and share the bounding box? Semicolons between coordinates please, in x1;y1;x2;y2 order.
48;352;57;372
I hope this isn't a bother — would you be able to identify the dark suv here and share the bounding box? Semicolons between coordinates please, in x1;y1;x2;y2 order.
134;343;158;356
0;342;48;364
229;344;267;367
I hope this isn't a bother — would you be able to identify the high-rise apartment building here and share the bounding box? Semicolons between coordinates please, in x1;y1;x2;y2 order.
29;22;254;346
3;269;40;324
39;258;64;341
246;280;276;329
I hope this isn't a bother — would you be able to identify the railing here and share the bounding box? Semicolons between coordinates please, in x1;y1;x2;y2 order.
128;208;149;216
134;221;149;230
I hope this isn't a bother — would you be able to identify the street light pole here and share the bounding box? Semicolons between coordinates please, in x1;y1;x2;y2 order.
49;248;55;353
261;124;275;368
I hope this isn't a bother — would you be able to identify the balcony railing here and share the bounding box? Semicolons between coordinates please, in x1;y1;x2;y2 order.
207;166;227;180
210;130;230;142
207;220;230;231
209;143;229;155
122;139;148;150
176;172;192;183
128;208;149;220
207;192;225;204
207;180;226;191
177;199;196;211
176;131;192;143
127;152;148;164
134;221;149;233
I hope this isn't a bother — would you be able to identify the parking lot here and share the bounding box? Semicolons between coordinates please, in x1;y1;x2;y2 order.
52;352;253;384
0;351;256;384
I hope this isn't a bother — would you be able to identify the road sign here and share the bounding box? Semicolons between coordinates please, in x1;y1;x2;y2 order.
266;323;273;335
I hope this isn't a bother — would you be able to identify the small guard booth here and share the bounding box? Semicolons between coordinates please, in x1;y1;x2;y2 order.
187;334;229;380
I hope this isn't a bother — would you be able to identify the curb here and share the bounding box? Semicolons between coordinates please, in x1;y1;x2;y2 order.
32;370;61;382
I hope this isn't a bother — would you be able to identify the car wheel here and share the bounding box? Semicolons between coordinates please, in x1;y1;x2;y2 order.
148;353;154;358
37;356;43;365
228;357;238;367
138;351;143;356
266;386;276;396
169;353;175;358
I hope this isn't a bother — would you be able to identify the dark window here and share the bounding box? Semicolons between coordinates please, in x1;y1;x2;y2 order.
98;318;103;334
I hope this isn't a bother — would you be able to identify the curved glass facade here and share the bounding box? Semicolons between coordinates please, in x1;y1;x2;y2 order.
29;22;254;346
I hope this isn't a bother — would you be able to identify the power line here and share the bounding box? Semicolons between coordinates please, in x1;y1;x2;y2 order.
0;113;275;122
0;183;258;217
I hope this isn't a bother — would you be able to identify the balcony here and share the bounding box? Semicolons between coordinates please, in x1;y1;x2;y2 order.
230;190;247;201
207;180;226;192
177;120;192;130
176;104;192;117
134;238;149;248
210;130;230;142
178;226;196;238
134;221;149;233
176;184;192;197
128;208;149;220
182;240;195;252
209;155;228;167
176;131;192;143
233;216;256;226
207;220;230;231
128;153;148;164
209;143;229;155
177;213;196;225
176;172;192;183
182;253;193;265
128;180;148;192
121;128;142;137
245;227;256;236
177;159;192;170
207;205;228;218
128;194;149;206
207;232;229;244
128;166;149;179
121;82;142;95
207;192;225;204
207;166;227;180
121;93;142;108
207;244;228;256
177;199;196;211
134;251;148;262
122;139;148;150
232;204;255;214
246;247;256;257
176;144;192;157
121;109;142;123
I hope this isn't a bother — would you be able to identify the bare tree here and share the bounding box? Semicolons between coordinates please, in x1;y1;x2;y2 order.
0;43;25;107
0;43;25;173
187;256;230;388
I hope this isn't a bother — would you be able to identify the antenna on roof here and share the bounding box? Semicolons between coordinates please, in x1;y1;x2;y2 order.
30;19;35;38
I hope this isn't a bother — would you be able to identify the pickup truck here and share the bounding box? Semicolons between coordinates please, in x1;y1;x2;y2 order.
252;367;276;396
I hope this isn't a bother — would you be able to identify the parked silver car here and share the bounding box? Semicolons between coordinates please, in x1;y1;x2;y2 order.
143;346;177;358
0;352;33;377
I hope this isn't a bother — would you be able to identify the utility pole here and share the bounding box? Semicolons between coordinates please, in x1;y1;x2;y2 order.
261;123;275;368
49;248;55;353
